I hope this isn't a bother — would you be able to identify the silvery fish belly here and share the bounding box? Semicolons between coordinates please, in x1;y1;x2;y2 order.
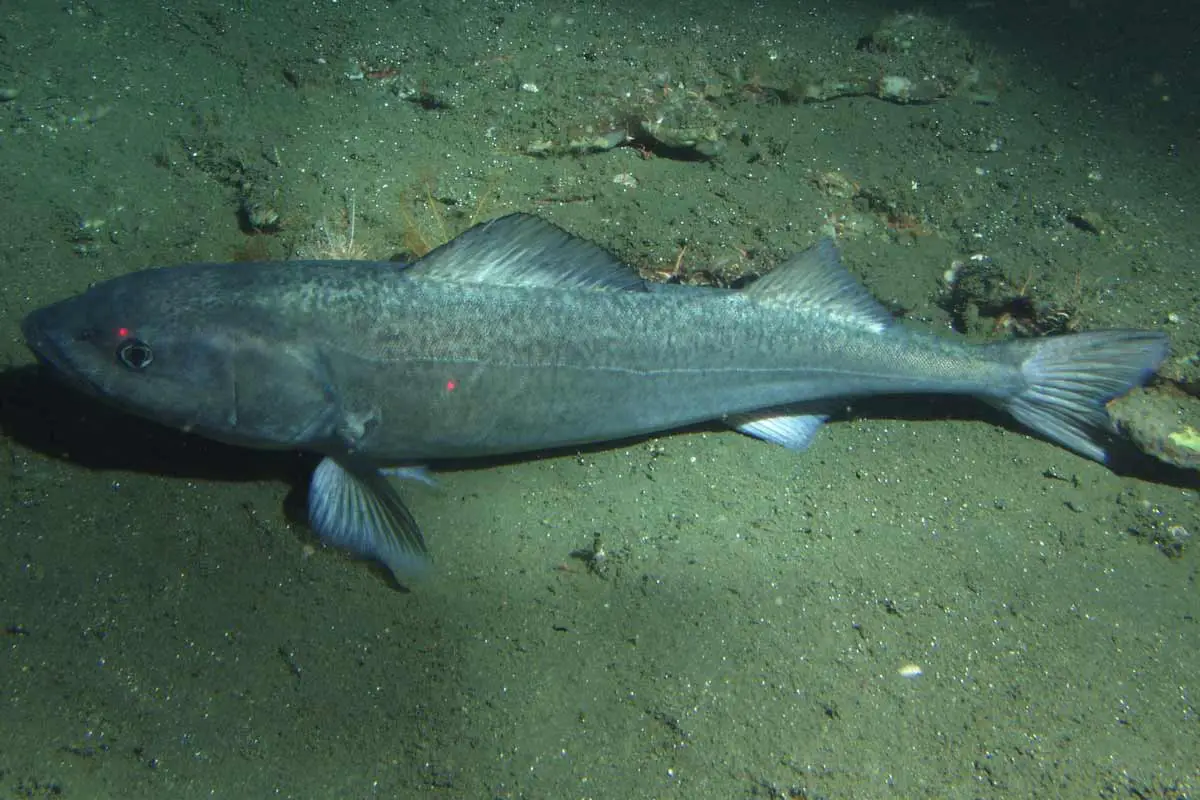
21;214;1170;585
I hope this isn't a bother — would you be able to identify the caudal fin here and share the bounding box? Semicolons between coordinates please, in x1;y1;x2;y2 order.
994;330;1169;463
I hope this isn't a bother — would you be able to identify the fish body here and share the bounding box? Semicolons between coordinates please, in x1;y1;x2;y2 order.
22;214;1169;581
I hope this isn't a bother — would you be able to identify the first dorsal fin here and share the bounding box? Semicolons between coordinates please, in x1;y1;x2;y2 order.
408;213;648;291
745;238;892;333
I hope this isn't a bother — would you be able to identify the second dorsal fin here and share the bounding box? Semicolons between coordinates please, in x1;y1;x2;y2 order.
744;238;892;333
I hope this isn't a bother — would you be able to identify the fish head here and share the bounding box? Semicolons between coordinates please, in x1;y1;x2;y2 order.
22;264;340;450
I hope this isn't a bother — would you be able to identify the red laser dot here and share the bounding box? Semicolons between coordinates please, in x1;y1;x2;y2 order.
445;380;457;391
117;327;130;337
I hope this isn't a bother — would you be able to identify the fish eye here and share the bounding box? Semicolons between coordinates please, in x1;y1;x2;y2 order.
116;338;154;370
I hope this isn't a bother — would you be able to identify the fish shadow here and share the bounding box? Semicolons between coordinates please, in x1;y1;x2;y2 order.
0;364;348;568
0;365;1193;506
0;364;310;485
844;394;1198;487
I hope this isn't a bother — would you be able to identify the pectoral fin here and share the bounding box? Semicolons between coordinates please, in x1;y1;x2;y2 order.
308;457;430;583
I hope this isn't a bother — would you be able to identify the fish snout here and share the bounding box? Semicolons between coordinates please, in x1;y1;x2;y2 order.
21;303;89;382
21;307;57;365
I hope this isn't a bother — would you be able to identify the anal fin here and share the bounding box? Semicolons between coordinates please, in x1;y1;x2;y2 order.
729;412;829;451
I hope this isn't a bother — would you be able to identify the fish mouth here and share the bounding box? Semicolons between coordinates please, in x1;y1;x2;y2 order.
21;308;64;370
21;307;101;396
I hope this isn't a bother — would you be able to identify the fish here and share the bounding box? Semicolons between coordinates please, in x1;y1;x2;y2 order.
21;213;1170;582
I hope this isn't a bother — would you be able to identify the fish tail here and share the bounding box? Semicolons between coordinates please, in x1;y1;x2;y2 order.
991;330;1169;463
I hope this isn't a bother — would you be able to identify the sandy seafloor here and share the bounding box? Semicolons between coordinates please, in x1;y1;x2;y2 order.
1;0;1199;797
